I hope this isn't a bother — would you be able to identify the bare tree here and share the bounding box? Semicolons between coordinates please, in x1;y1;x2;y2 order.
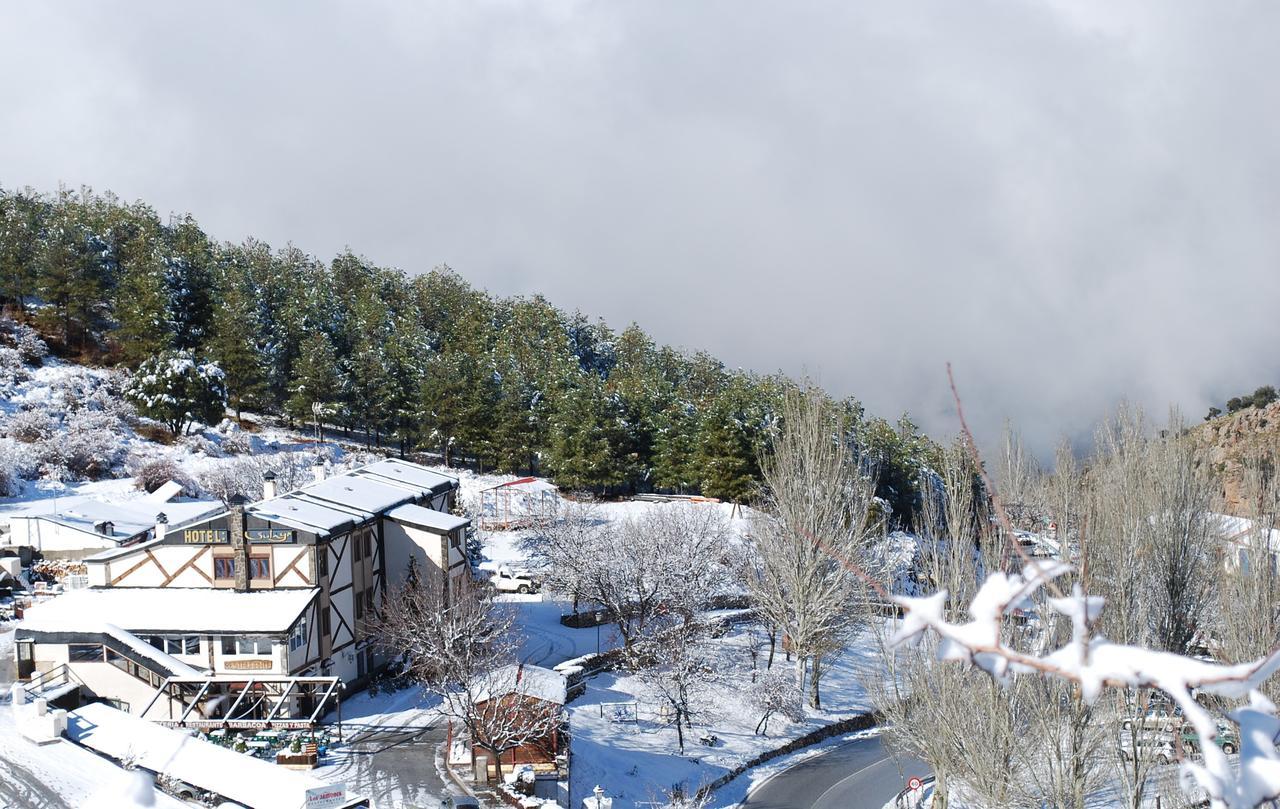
749;666;803;736
523;503;729;649
629;625;720;755
1216;451;1280;705
369;577;563;781
749;386;881;708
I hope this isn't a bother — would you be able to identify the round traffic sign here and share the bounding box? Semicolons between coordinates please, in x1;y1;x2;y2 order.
907;776;923;791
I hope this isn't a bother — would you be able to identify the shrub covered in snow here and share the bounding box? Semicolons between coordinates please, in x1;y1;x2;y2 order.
58;409;128;479
4;406;54;442
219;427;253;456
0;318;48;365
196;456;265;503
0;346;28;388
128;455;197;495
125;350;227;436
0;438;33;496
180;432;221;458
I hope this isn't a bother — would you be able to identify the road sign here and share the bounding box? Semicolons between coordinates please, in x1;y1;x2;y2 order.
907;776;924;791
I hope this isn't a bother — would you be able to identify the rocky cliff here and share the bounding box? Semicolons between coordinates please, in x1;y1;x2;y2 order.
1193;401;1280;512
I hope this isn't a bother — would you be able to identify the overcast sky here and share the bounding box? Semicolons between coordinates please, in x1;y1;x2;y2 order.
3;1;1278;459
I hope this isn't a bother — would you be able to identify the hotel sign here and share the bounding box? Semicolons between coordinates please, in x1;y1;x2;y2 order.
181;529;294;544
248;529;294;544
183;529;229;545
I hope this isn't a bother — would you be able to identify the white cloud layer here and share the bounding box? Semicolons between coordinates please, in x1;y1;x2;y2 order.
3;1;1278;457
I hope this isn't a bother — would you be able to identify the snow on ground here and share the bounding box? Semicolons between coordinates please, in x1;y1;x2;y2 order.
323;682;443;731
567;626;879;809
499;593;624;666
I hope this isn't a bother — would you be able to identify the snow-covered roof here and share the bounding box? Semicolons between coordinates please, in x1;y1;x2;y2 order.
357;458;459;493
248;496;358;535
0;707;188;809
481;476;558;494
303;474;419;514
100;623;207;677
476;664;567;706
244;459;458;537
9;495;222;542
387;503;470;533
1216;513;1280;552
19;587;317;635
67;702;361;809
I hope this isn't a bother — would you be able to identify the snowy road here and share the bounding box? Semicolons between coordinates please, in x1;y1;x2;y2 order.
741;734;928;809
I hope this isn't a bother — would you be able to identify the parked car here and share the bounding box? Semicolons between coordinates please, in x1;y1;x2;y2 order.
1181;722;1239;756
1119;729;1178;764
490;566;540;594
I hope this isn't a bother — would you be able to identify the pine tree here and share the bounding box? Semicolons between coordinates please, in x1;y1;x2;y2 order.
544;375;624;492
694;380;765;502
286;332;341;436
126;350;228;436
0;188;46;312
162;215;215;351
208;278;266;420
37;196;107;352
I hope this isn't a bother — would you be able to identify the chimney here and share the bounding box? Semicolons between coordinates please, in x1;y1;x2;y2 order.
155;513;168;542
228;494;250;592
262;470;277;501
312;457;326;485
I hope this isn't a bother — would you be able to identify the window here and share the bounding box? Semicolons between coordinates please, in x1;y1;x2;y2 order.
214;557;235;579
221;636;236;655
353;535;362;562
236;637;272;655
249;556;271;581
316;548;328;578
289;616;308;652
69;644;104;662
150;636;200;655
355;590;364;620
319;608;331;639
363;534;373;561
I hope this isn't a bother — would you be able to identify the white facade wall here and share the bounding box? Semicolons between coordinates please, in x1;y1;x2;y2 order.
7;517;123;555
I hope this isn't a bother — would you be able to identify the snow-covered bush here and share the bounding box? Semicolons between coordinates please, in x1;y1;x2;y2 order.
83;383;138;423
219;428;253;456
0;346;28;388
0;438;33;496
125;350;227;436
0;318;48;366
4;406;54;442
196;456;266;503
180;432;221;458
60;409;127;478
127;455;197;495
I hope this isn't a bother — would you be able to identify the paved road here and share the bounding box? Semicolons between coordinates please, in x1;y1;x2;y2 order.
742;734;929;809
319;714;454;809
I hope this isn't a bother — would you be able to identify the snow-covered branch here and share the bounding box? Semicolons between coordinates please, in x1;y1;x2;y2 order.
892;563;1280;809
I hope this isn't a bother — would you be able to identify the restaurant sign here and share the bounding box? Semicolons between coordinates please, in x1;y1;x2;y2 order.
304;783;347;809
225;658;274;671
182;529;229;545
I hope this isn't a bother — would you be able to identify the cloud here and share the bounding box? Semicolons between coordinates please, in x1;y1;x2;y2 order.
3;0;1278;458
